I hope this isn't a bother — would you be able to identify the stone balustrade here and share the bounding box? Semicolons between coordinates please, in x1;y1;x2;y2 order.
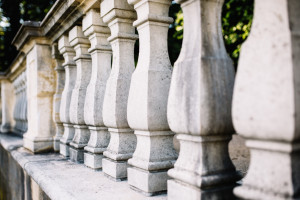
0;0;299;199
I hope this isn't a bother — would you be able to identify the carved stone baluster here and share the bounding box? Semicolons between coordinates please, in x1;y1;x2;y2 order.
233;1;300;199
127;0;177;195
69;26;92;163
52;43;65;152
167;0;241;199
83;9;112;169
101;0;138;180
58;35;77;157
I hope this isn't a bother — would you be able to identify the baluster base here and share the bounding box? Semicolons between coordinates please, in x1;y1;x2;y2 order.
234;140;300;200
69;146;84;163
59;143;70;157
70;125;90;148
84;152;104;169
168;179;236;200
102;158;128;181
23;135;53;153
128;166;168;196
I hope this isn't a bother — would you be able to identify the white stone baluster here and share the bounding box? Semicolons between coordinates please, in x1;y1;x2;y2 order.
101;0;138;180
52;43;65;152
0;79;15;133
127;0;177;195
167;0;241;199
82;9;112;169
233;1;300;199
58;35;77;157
23;43;56;153
69;26;92;163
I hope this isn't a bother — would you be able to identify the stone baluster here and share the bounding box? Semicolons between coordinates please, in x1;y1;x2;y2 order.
22;72;28;133
12;77;20;133
232;1;300;199
52;43;65;152
82;9;112;169
58;35;77;157
167;0;241;199
0;79;15;133
23;43;56;153
126;0;177;195
101;0;138;180
69;26;92;163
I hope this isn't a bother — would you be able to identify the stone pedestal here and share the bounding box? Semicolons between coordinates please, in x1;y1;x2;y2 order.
1;80;15;133
166;0;241;199
68;26;92;162
126;0;177;195
52;43;65;152
101;0;138;180
23;42;56;153
69;146;84;163
232;1;300;199
82;9;112;170
58;35;77;157
102;128;135;180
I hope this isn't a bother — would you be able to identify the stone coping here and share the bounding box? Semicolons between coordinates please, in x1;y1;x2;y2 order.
0;134;167;200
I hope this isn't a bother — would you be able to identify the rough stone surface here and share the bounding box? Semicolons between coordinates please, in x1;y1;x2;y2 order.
69;146;84;163
0;134;167;200
232;1;300;199
84;152;103;169
12;72;27;136
82;8;112;170
101;0;138;180
1;80;15;133
166;0;241;199
23;43;56;153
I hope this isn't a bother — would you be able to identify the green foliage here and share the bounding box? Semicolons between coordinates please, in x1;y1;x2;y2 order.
222;0;254;68
171;0;254;69
0;0;54;71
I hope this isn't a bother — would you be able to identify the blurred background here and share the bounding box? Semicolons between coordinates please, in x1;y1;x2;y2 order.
0;0;254;72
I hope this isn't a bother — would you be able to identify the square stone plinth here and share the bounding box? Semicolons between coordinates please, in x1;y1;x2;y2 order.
102;158;128;181
69;147;84;163
168;179;235;200
84;152;103;169
128;167;168;196
60;143;70;157
23;137;53;153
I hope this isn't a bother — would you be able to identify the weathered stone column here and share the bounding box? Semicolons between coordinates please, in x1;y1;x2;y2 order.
83;9;112;169
23;43;56;153
69;26;92;162
1;79;15;133
127;0;177;195
58;35;77;157
167;0;241;199
52;43;65;152
101;0;138;180
233;1;300;199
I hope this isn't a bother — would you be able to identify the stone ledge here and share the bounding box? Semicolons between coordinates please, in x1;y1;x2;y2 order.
0;134;166;200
